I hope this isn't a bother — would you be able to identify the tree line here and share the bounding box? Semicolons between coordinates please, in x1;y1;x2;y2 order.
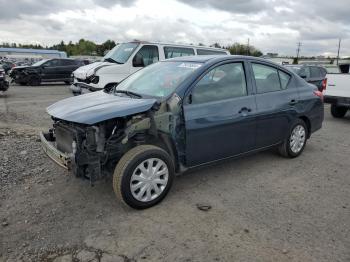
0;39;263;57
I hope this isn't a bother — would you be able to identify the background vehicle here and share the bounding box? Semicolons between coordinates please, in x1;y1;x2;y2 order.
285;64;327;92
70;41;230;95
9;58;84;86
323;63;350;118
0;61;15;74
0;65;9;92
41;55;324;209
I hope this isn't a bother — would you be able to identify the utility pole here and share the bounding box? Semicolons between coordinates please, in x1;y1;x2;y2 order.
296;42;302;62
336;38;341;65
247;38;250;56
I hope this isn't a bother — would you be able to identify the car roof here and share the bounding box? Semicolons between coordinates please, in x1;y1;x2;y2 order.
127;41;229;52
164;55;283;66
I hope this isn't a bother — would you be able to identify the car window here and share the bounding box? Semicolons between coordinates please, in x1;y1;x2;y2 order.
278;70;291;89
191;63;247;104
133;45;159;67
44;60;59;67
325;66;340;73
62;60;79;66
252;63;282;93
164;46;195;59
310;67;322;78
197;49;227;55
57;59;70;66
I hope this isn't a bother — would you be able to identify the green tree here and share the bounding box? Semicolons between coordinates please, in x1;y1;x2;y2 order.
226;42;263;57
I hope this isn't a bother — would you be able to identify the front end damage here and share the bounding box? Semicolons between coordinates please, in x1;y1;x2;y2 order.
40;98;183;184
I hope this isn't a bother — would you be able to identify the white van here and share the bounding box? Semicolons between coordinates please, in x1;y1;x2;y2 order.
70;41;230;94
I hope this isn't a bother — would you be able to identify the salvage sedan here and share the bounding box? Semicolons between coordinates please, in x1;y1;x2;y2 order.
41;55;324;209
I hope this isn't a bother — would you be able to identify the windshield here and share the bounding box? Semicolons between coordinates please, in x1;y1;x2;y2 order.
325;66;340;73
103;42;139;64
115;61;203;98
32;59;49;67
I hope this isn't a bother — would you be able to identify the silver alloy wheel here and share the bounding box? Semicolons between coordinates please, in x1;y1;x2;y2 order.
290;125;306;154
130;158;169;202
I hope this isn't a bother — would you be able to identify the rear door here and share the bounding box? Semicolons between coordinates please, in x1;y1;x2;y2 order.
250;62;298;148
59;59;77;79
183;61;257;166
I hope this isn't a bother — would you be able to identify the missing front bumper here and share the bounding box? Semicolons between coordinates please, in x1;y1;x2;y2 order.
39;131;71;170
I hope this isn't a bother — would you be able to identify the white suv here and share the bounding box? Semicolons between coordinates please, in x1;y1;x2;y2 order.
70;41;230;95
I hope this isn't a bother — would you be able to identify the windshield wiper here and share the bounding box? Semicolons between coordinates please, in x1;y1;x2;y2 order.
115;89;142;98
104;57;122;64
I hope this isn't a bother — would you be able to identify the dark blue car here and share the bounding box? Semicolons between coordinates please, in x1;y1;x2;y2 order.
41;55;324;209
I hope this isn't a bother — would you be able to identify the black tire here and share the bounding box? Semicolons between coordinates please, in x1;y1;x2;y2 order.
278;119;308;158
331;104;348;118
28;75;41;86
113;145;174;209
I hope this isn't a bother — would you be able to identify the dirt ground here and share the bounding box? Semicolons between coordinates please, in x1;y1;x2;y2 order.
0;84;349;262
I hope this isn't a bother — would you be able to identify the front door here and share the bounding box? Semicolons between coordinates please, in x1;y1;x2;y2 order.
41;59;60;80
130;45;159;74
183;62;256;166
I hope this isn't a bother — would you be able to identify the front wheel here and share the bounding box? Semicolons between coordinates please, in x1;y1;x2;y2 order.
331;104;348;118
113;145;175;209
28;75;41;86
278;119;307;158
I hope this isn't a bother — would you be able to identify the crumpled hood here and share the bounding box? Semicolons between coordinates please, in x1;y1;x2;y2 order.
12;65;31;71
73;61;113;79
47;91;157;125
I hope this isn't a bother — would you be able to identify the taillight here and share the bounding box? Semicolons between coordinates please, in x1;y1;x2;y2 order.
313;90;324;101
321;78;327;91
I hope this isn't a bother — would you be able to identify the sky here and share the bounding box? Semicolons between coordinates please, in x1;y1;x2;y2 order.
0;0;349;57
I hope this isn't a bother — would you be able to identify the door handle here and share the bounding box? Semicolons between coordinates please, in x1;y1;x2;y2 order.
289;99;298;105
238;107;252;114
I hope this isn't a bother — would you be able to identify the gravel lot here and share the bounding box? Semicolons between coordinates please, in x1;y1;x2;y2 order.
0;84;349;262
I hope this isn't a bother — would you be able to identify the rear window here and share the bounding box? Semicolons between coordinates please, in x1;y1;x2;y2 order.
197;49;227;55
310;67;323;78
164;46;195;59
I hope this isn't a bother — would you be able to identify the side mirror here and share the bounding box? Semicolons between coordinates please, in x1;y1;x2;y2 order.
299;73;307;79
104;83;118;93
133;53;144;67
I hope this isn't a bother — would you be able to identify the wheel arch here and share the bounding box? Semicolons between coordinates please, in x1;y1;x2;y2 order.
299;115;311;138
129;132;180;173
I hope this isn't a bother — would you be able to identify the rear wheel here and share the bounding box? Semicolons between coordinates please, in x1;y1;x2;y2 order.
278;119;307;158
113;145;174;209
330;104;348;118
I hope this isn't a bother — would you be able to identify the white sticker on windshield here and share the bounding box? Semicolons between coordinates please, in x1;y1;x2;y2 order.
177;63;202;69
123;48;134;52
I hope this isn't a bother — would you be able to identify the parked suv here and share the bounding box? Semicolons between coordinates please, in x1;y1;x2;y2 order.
70;41;230;95
285;64;327;92
41;56;324;209
10;58;84;86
